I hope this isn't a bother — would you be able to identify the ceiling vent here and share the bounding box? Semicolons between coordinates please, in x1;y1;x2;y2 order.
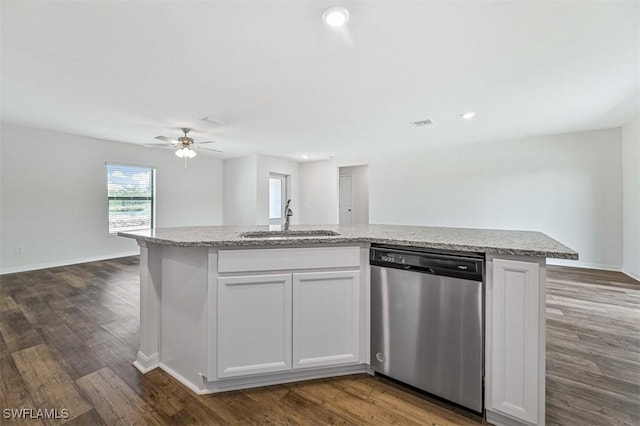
411;118;434;127
201;117;227;126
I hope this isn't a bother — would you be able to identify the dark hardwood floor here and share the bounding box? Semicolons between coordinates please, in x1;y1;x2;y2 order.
0;258;638;425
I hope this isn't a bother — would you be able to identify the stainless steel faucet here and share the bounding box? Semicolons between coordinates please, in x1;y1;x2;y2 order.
283;199;293;231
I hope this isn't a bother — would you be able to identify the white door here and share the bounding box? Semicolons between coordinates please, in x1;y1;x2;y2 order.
487;258;542;424
292;270;360;369
217;274;292;378
339;175;353;225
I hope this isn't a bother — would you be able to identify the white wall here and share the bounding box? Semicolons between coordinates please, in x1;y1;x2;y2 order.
370;129;623;270
256;155;299;225
2;123;630;275
223;155;257;225
339;165;369;225
622;118;640;279
299;128;624;270
299;159;340;225
223;154;299;226
0;123;223;274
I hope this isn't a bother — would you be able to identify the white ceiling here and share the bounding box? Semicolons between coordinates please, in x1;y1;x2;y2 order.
1;0;638;161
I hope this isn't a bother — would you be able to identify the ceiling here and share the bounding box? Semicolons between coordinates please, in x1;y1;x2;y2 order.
1;0;638;161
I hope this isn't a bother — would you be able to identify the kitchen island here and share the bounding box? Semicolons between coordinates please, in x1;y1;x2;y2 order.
119;224;577;426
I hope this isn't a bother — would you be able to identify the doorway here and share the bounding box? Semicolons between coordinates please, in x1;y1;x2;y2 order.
338;165;369;226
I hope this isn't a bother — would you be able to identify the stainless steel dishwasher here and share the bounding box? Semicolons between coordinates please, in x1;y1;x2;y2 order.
370;246;484;413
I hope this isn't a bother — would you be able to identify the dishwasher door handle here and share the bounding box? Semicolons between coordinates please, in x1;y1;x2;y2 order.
399;264;438;275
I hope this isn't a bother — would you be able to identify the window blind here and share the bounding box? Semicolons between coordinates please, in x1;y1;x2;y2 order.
107;164;155;234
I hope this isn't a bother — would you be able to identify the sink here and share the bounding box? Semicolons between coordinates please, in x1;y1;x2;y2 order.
238;230;341;239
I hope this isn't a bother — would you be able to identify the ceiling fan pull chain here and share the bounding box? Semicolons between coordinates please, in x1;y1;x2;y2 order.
184;157;188;170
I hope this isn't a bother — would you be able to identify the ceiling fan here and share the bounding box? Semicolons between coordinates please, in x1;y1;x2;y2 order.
146;127;222;168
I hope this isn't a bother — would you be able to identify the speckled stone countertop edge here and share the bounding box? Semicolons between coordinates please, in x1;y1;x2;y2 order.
365;237;578;259
118;229;579;260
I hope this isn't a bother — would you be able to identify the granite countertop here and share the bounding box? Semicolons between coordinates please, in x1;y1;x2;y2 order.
118;224;578;259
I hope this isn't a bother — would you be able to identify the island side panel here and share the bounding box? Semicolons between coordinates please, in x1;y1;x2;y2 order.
133;240;161;372
360;244;371;366
485;254;547;426
206;248;218;382
158;246;210;393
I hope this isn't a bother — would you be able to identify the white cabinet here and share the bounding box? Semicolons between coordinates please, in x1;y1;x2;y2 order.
293;271;360;369
214;246;366;382
217;274;292;378
487;257;545;426
216;269;362;379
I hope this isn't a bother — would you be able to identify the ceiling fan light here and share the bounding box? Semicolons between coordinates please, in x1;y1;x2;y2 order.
187;149;197;158
322;6;349;27
175;147;189;158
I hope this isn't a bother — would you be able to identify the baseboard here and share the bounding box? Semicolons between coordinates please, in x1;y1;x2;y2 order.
547;259;640;281
158;362;205;394
201;364;371;394
0;250;140;275
158;361;371;396
486;409;536;426
547;259;622;272
133;351;159;373
622;268;640;281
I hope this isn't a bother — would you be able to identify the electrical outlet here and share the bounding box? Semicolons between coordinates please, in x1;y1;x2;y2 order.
14;247;24;255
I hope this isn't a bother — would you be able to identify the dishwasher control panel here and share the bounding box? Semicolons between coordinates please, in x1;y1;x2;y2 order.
370;246;484;281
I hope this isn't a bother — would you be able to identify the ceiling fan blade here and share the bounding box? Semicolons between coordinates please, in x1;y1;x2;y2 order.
147;142;178;146
196;146;223;153
155;135;180;143
144;144;177;149
198;140;217;145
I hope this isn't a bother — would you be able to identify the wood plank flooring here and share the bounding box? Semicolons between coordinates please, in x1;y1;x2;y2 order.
545;266;640;426
0;257;638;425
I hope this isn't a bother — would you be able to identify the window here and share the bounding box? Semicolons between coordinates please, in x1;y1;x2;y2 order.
107;163;155;234
269;173;288;225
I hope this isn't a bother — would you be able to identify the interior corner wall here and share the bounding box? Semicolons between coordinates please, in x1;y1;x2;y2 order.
622;117;640;280
223;155;258;225
222;154;299;226
0;122;224;274
368;129;623;270
298;128;624;270
256;155;299;226
299;159;340;225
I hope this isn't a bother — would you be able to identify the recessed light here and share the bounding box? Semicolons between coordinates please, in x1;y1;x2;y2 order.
322;6;350;27
302;154;309;159
461;112;476;120
411;118;434;127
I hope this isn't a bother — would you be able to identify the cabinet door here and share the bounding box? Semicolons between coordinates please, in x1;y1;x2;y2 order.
217;274;292;378
292;270;360;369
488;258;542;425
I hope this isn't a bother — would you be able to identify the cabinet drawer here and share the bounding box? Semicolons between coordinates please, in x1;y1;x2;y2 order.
218;246;361;273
